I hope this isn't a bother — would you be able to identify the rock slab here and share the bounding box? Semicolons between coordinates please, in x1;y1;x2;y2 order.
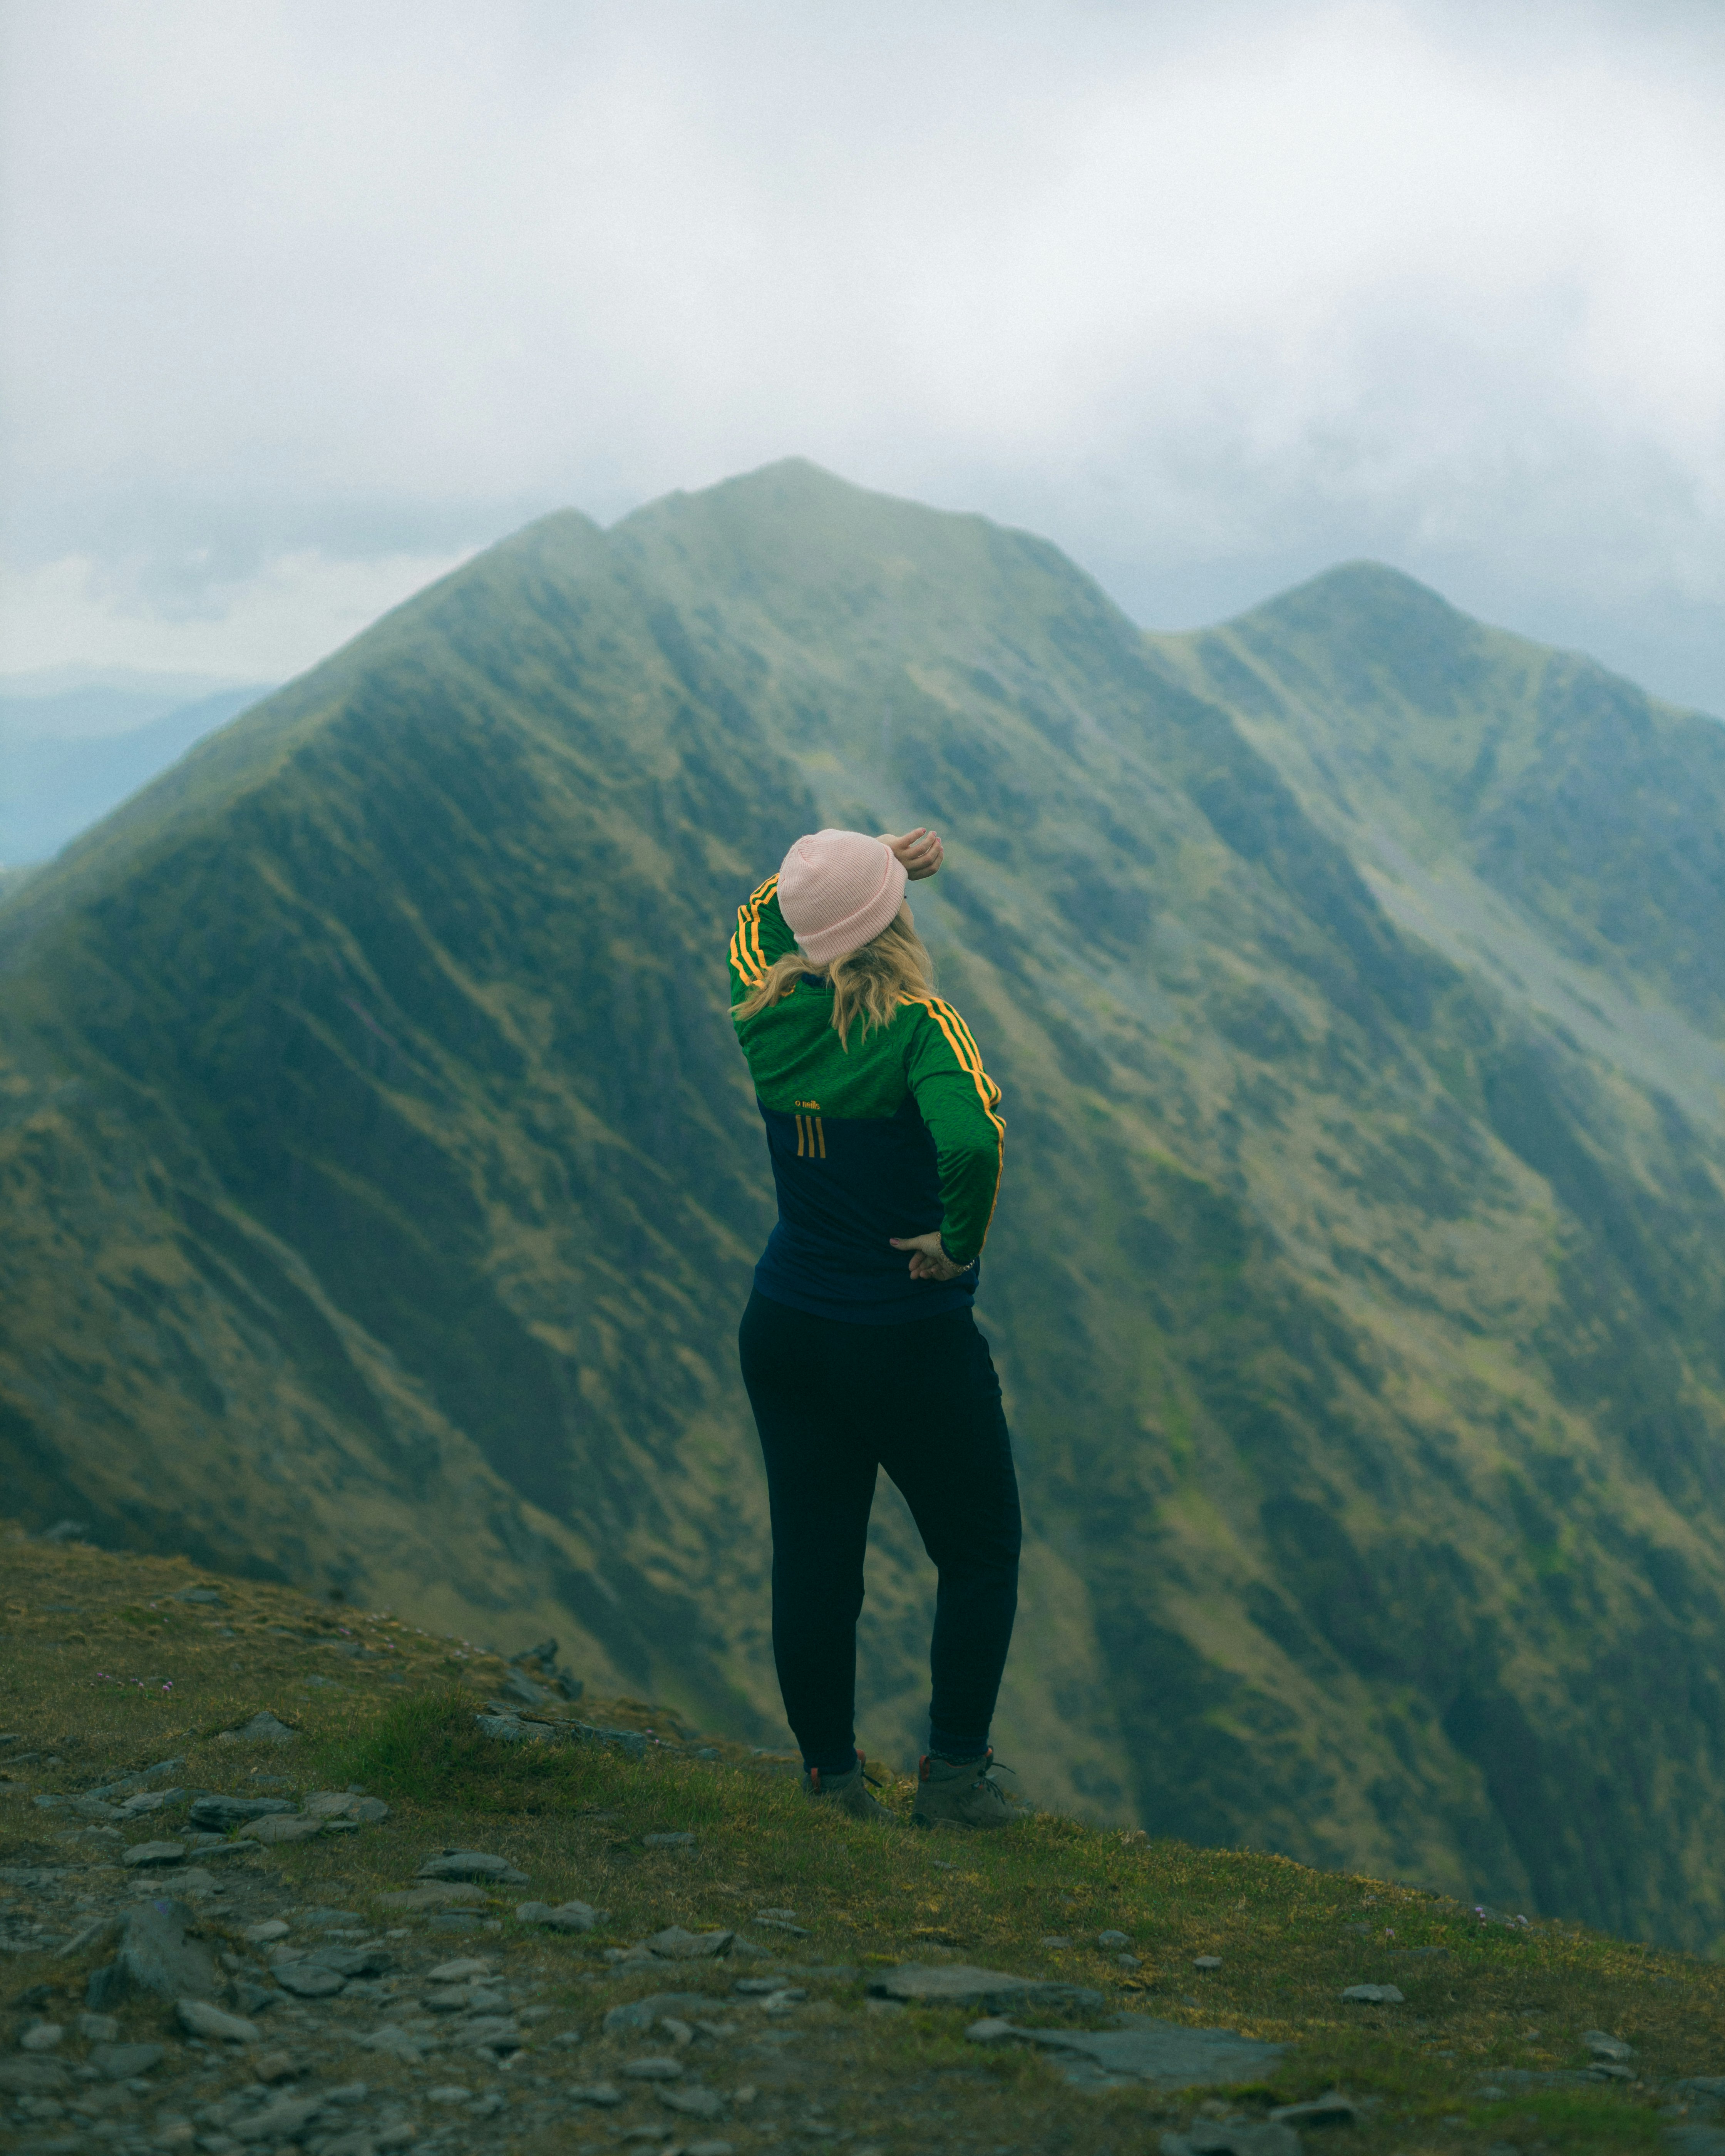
517;1898;600;1931
121;1840;187;1869
190;1795;295;1827
417;1851;530;1884
248;1814;325;1845
219;1712;297;1745
87;1900;218;2009
89;2042;167;2080
178;1998;260;2042
1000;2013;1287;2091
868;1963;1106;2012
305;1790;390;1822
604;1993;724;2034
378;1883;490;1910
1164;2125;1301;2156
647;1925;735;1960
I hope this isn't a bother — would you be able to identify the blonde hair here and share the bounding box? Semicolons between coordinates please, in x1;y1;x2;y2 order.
735;908;934;1048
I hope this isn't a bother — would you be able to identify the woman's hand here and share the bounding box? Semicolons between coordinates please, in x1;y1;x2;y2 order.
878;827;943;880
889;1230;969;1282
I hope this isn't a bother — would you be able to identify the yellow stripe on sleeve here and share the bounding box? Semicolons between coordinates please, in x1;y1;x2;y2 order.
730;874;780;988
905;994;1007;1250
920;997;1008;1141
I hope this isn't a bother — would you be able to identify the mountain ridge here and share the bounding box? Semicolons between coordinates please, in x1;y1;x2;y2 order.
4;463;1725;1950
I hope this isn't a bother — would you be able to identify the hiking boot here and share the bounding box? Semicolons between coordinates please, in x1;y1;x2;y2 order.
804;1750;894;1823
911;1748;1018;1830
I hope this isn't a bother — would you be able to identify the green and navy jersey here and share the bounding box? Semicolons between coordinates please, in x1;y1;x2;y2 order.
730;875;1005;1324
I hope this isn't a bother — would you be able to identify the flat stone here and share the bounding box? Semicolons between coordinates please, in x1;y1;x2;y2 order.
75;2014;120;2042
1668;2129;1725;2156
244;1921;290;1944
359;2026;434;2062
459;2016;522;2050
1166;2124;1302;2156
177;1586;225;1604
89;2042;167;2080
1584;2030;1634;2062
867;1964;1106;2012
189;1796;296;1827
427;2084;472;2104
966;2017;1014;2043
648;1927;735;1960
121;1840;187;1869
1341;1984;1404;2004
306;1942;392;1977
231;1982;279;2015
178;1998;260;2042
1193;1956;1223;1970
622;2056;686;2080
304;1791;390;1822
233;2097;325;2141
605;1994;723;2035
1040;1935;1074;1949
247;1815;325;1845
0;2057;67;2094
116;1789;181;1817
517;1898;600;1930
20;2021;64;2050
427;1957;497;1983
1270;2091;1357;2126
1003;2013;1287;2090
378;1883;490;1910
417;1851;529;1883
275;1963;346;1997
475;1712;550;1742
660;2086;726;2119
1097;1931;1132;1948
219;1712;298;1745
87;1899;218;2008
571;2084;626;2107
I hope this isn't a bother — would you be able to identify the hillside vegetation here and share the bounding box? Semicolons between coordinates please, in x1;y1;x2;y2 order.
3;463;1725;1950
4;1528;1722;2156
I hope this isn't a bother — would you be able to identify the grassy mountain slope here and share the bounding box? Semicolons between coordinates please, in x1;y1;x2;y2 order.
4;464;1725;1950
4;1525;1721;2156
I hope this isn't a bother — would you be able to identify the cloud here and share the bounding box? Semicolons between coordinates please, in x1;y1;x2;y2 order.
2;0;1721;706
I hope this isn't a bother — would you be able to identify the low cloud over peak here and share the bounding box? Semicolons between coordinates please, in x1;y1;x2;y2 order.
2;0;1720;709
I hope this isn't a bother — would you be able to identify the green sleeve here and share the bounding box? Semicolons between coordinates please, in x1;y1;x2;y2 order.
904;1001;1005;1264
729;875;796;1007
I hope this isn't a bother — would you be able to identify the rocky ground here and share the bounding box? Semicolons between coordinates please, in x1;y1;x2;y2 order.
6;1528;1725;2156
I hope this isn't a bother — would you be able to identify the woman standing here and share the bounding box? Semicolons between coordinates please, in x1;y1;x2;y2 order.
730;825;1021;1828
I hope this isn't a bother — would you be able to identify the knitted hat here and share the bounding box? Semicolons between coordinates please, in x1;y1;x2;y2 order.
776;829;908;965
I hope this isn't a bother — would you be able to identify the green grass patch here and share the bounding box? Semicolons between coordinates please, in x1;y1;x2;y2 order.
5;1530;1724;2156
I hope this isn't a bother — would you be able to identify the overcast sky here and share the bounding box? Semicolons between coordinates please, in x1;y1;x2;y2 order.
2;0;1721;716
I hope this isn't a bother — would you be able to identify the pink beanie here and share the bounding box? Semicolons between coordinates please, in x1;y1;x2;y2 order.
776;829;908;965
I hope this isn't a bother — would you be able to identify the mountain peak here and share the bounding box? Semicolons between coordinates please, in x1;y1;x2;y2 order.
1235;559;1466;641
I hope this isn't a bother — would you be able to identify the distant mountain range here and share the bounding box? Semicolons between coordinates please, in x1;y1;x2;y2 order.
3;462;1723;1951
0;678;275;865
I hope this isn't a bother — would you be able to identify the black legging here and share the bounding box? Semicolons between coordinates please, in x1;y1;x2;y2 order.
738;1289;1022;1773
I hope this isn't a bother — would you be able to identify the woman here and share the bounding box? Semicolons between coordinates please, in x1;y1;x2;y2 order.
730;825;1021;1828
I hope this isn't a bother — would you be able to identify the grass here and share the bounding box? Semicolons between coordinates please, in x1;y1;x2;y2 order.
2;1523;1719;2153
